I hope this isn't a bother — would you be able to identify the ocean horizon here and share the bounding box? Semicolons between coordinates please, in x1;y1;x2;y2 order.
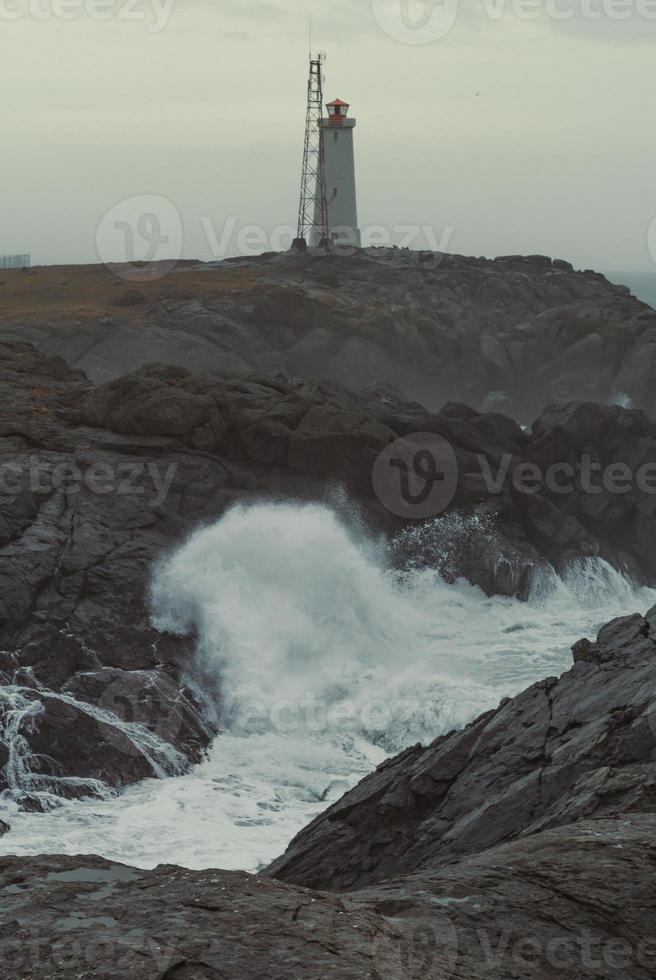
606;270;656;310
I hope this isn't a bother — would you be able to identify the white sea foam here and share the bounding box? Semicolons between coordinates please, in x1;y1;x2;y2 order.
0;682;188;812
1;502;653;871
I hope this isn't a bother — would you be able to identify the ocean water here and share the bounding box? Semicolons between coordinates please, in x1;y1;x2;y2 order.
0;502;653;872
606;271;656;309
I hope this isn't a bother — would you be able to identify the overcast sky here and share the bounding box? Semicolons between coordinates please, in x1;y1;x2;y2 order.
2;0;655;274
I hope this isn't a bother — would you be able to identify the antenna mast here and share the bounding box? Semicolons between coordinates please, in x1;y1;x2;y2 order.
293;51;329;250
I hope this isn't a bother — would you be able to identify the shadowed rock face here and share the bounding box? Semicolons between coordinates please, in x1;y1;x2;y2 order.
3;340;656;799
0;250;651;419
2;611;656;979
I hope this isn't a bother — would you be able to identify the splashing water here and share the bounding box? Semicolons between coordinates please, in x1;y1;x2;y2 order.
611;391;633;409
1;502;654;871
0;687;110;808
0;681;188;813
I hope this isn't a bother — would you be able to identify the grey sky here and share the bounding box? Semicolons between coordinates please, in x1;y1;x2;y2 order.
1;0;655;273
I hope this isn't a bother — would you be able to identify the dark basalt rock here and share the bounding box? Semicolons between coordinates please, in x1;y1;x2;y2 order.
0;854;409;980
1;815;654;979
18;691;174;796
265;610;656;892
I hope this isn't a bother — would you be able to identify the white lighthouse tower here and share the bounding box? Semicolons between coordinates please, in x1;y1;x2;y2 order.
312;98;361;249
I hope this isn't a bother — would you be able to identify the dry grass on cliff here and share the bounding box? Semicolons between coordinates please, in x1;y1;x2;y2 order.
0;262;260;323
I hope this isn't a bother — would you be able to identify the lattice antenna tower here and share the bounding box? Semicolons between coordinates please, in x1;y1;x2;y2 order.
295;50;329;248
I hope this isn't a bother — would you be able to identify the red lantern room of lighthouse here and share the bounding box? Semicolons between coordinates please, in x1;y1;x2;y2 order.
326;98;350;124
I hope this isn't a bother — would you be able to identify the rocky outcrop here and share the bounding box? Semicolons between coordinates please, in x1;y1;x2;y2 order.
3;608;656;979
516;401;656;579
3;340;656;804
0;250;652;419
265;610;656;892
1;819;654;978
349;814;656;980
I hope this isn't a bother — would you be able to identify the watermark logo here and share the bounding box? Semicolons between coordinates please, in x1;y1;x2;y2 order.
201;216;454;265
96;194;183;282
373;435;656;518
372;433;459;519
371;0;656;43
95;208;455;276
0;0;175;32
372;0;460;43
372;916;459;979
648;215;656;270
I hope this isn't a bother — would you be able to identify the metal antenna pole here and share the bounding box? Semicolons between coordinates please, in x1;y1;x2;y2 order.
294;51;329;250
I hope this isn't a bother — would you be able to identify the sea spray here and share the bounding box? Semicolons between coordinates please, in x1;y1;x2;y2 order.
2;501;655;870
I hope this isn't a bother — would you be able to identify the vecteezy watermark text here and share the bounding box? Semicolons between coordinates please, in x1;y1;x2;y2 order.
0;0;175;32
476;927;656;972
373;922;656;978
373;434;656;519
481;453;656;496
0;933;178;975
202;216;455;262
372;0;656;45
96;193;456;281
0;458;178;508
221;690;454;738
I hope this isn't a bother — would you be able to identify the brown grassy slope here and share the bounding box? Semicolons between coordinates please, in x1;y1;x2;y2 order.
0;261;259;324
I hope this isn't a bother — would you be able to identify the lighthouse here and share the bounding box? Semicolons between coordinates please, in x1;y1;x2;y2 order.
294;56;361;252
313;99;361;248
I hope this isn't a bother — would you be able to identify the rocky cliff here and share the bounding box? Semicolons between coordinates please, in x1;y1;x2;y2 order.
0;250;652;419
